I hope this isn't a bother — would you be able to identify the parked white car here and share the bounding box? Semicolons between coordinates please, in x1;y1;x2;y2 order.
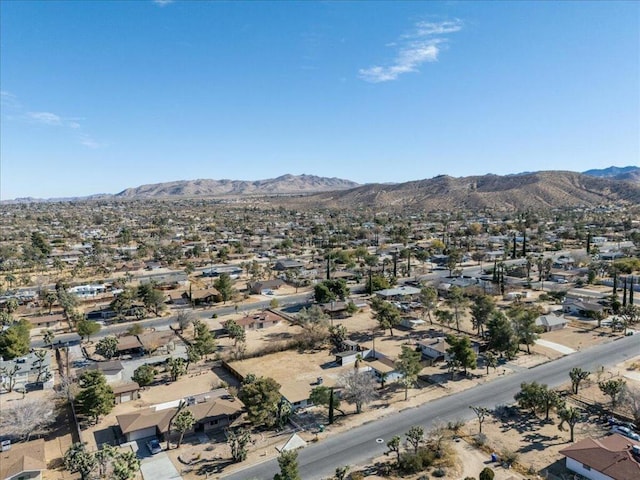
611;425;640;441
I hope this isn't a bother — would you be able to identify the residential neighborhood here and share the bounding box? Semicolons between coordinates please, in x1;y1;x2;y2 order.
0;196;639;480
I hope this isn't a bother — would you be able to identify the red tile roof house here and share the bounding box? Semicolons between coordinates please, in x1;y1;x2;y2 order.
559;433;640;480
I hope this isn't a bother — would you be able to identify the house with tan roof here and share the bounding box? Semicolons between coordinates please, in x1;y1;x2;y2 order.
184;288;221;306
559;433;640;480
0;438;46;480
223;310;284;331
116;389;243;442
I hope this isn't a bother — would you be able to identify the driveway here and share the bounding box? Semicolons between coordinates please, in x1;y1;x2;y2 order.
535;339;576;355
140;452;183;480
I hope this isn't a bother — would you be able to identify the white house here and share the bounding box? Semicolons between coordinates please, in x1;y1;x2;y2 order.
559;433;640;480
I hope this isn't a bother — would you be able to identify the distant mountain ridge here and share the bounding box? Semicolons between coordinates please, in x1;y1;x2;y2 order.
3;167;639;210
291;170;640;212
583;165;640;180
114;174;360;198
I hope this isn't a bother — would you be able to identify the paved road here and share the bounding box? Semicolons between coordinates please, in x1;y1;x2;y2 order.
222;333;640;480
32;292;313;348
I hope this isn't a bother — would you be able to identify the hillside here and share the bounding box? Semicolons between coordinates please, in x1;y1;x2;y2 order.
583;165;640;180
114;174;359;198
291;171;640;212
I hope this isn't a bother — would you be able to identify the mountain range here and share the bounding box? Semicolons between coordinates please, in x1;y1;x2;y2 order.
4;167;639;211
114;174;359;198
292;170;640;212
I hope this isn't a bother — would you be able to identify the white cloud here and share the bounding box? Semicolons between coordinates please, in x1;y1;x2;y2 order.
359;19;463;83
28;111;63;126
79;134;105;149
8;94;105;149
153;0;174;6
1;90;20;109
413;20;463;37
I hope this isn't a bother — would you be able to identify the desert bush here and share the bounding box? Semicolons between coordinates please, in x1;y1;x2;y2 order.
398;448;436;474
473;433;487;447
432;467;446;477
479;466;495;480
500;449;519;467
447;418;465;431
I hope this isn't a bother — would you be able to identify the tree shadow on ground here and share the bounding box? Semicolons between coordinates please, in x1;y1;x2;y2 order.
262;332;294;341
349;332;372;343
195;459;234;476
494;410;543;435
519;431;563;453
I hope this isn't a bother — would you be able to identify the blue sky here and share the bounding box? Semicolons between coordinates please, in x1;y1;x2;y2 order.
1;0;638;199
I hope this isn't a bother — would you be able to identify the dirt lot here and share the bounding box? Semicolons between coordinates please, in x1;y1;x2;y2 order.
457;354;640;478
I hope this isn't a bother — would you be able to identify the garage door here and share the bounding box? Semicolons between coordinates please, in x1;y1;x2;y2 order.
120;393;131;403
129;427;157;441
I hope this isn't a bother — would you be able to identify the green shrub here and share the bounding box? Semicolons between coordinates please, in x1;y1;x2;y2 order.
432;467;446;477
398;448;436;474
479;466;495;480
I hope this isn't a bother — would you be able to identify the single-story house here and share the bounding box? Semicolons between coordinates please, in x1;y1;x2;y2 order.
0;351;53;391
365;355;404;384
0;438;46;480
225;311;283;331
202;266;242;278
117;390;243;442
418;337;480;364
165;291;189;306
559;433;640;480
535;313;568;332
550;270;582;283
334;340;372;366
400;317;426;330
112;382;141;404
184;288;221;306
418;337;450;363
79;360;124;384
116;335;144;356
553;255;576;269
274;259;305;271
24;313;65;333
68;284;108;298
320;301;350;319
563;298;604;316
375;286;421;301
86;308;118;321
247;279;285;295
